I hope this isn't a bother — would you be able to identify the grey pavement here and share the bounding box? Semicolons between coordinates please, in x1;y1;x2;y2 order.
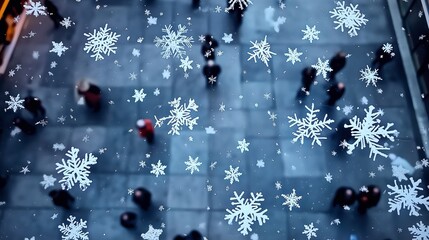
0;0;428;239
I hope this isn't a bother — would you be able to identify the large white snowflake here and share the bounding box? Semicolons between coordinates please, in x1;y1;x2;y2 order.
359;65;382;87
247;36;276;67
83;24;121;61
344;105;397;160
150;160;167;177
224;165;242;184
185;156;202;174
225;191;269;236
284;48;303;65
302;25;320;43
288;103;334;146
281;189;302;211
58;215;88;240
226;0;253;10
50;41;69;57
24;0;47;17
55;147;98;191
154;97;199;135
154;24;193;59
141;225;163;240
387;177;429;216
311;58;333;79
330;1;368;37
5;94;25;112
302;222;319;240
40;174;57;189
237;138;250;153
409;221;429;240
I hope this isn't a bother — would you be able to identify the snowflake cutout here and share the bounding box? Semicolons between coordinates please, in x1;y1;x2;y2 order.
50;41;68;57
288;103;334;146
40;174;57;189
83;24;121;61
179;56;193;72
150;160;166;177
141;225;163;240
284;48;303;65
302;222;319;240
58;215;88;240
154;98;199;135
302;25;320;43
55;147;98;191
185;156;202;174
60;17;74;29
281;189;302;211
132;88;147;102
360;65;382;87
247;36;276;67
382;43;394;54
24;0;47;17
5;94;25;112
226;0;253;10
344;105;397;160
409;221;429;240
387;177;429;216
311;58;333;79
154;24;193;59
224;165;242;184
225;191;269;236
330;1;368;37
237;138;250;153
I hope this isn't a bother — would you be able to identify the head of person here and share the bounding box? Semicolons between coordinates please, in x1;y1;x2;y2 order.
76;79;90;92
207;60;215;67
338;51;347;58
189;230;203;240
173;236;186;240
136;119;146;128
49;190;58;198
338;82;345;89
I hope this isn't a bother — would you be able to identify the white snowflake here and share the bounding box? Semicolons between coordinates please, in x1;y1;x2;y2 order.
325;173;333;183
288;103;334;146
5;94;25;112
344;105;397;160
247;36;276;67
224;165;242;184
281;189;302;211
275;181;282;190
329;1;368;37
24;0;47;17
311;58;333;79
284;48;303;65
342;105;354;115
60;17;74;29
224;191;269;236
360;65;382;87
387;177;429;216
40;174;57;189
150;160;166;177
179;56;193;72
382;43;394;54
50;41;68;57
154;98;199;135
53;143;66;151
409;221;429;240
58;215;88;240
302;25;320;43
302;222;319;240
237;138;250;153
141;225;163;240
55;147;98;191
83;24;121;61
132;88;147;102
392;164;410;182
185;156;202;174
226;0;253;10
154;24;193;59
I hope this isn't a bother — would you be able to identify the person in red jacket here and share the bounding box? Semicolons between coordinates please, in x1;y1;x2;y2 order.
136;119;154;144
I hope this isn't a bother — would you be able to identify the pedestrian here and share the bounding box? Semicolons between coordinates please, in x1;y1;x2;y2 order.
24;96;46;120
132;187;152;210
337;118;352;142
326;82;345;106
174;236;186;240
12;116;36;135
296;67;316;98
328;51;347;80
44;0;64;28
332;187;356;208
203;60;221;87
372;45;394;70
187;230;203;240
0;174;8;189
136;119;155;144
48;189;75;209
357;185;381;214
76;79;101;111
120;212;137;228
201;35;219;61
192;0;200;9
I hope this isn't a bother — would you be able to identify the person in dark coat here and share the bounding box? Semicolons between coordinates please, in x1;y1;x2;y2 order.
76;79;101;111
0;174;8;189
332;187;356;207
327;82;345;106
173;236;186;240
337;118;352;142
13;116;36;135
132;187;152;210
203;60;221;87
187;230;203;240
120;212;137;228
49;189;75;209
372;45;394;70
44;0;63;28
192;0;200;8
201;35;219;61
328;51;347;80
297;67;316;98
24;96;46;120
136;119;155;144
357;185;381;214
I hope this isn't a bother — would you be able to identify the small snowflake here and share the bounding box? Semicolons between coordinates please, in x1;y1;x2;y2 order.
184;156;202;174
179;56;193;72
58;215;88;240
154;98;199;135
24;0;47;17
382;43;394;54
302;222;319;240
141;225;163;240
329;1;368;37
150;160;167;177
360;65;382;87
281;189;302;210
311;58;333;79
154;24;193;59
60;17;74;29
5;94;25;112
132;88;147;102
237;138;250;153
224;165;242;184
40;174;57;189
302;25;320;43
325;173;333;183
284;48;303;65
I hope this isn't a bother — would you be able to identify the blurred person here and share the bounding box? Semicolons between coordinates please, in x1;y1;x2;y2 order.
326;82;345;106
328;51;347;80
372;45;394;71
132;187;152;210
332;186;356;208
76;79;101;111
45;0;64;28
357;185;381;214
24;96;46;120
136;119;155;144
203;60;221;87
120;212;137;228
13;116;36;135
201;34;219;61
49;189;75;209
297;67;316;98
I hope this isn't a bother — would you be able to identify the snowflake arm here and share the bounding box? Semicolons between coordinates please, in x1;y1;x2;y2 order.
224;165;242;184
409;221;429;240
387;177;429;216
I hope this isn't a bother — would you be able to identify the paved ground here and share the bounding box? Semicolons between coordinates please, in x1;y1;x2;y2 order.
0;0;428;239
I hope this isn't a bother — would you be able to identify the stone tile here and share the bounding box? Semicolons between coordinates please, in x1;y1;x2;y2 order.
170;131;208;175
79;174;128;208
7;175;52;207
166;210;208;240
167;175;208;209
